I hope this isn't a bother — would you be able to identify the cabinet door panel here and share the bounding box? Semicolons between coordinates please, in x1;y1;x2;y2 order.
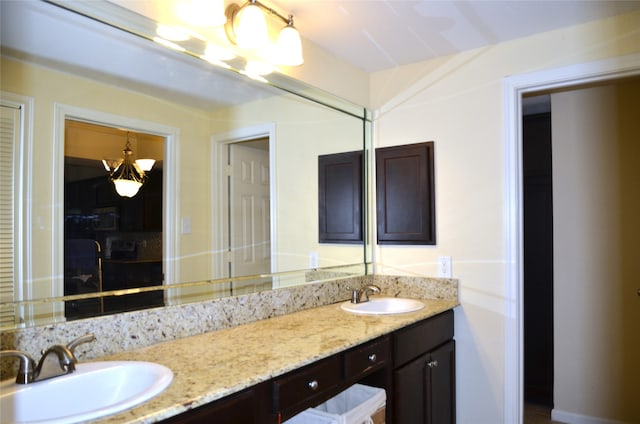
376;142;435;244
394;310;453;367
393;353;427;424
427;340;456;424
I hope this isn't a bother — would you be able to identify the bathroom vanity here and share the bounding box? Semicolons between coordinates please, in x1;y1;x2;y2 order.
89;299;457;424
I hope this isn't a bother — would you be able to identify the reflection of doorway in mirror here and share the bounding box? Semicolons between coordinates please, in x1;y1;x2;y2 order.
63;120;165;319
228;139;272;295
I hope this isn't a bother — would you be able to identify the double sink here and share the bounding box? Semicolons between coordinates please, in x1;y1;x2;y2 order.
1;294;423;423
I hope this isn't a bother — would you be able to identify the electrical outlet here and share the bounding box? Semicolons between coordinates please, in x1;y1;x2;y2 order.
438;256;452;278
181;217;192;234
309;251;319;269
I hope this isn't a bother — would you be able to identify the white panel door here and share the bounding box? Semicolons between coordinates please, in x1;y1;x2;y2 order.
229;142;271;288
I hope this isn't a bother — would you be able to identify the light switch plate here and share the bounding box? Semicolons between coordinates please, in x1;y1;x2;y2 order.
438;256;452;278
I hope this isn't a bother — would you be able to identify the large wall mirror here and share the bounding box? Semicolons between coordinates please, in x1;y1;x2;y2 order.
0;0;371;330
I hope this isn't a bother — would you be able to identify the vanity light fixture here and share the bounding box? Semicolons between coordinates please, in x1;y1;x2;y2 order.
225;0;304;67
102;133;155;198
154;0;303;75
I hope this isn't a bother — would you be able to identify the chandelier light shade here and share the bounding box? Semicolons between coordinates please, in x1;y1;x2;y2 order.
103;134;155;198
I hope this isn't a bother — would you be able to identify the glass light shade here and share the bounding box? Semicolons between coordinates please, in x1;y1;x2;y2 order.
235;4;268;49
275;25;303;66
135;159;156;172
102;158;123;172
113;178;142;198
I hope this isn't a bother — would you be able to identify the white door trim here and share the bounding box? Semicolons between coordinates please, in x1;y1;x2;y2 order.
52;104;179;309
502;52;640;424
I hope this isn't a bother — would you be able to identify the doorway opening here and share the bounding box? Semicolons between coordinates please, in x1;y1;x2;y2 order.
226;137;273;296
522;96;554;413
504;53;640;424
63;119;164;319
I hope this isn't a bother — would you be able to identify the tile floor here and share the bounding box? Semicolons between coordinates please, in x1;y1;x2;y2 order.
524;403;567;424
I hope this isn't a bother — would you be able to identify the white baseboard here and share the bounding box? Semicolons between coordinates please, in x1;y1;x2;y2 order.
552;409;630;424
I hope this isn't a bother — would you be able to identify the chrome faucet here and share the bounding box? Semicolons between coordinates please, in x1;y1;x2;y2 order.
35;344;76;381
0;334;95;384
351;284;381;304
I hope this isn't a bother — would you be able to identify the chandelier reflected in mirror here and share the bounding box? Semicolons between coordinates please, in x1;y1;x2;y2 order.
102;133;155;198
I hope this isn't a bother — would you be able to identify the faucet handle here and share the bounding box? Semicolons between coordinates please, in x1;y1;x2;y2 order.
0;350;36;384
66;334;96;363
351;288;359;304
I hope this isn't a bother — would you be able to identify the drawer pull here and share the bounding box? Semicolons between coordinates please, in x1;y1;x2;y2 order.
368;353;377;363
427;360;438;368
308;380;319;391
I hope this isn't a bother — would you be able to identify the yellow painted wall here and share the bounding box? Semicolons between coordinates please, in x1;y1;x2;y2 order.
370;9;640;423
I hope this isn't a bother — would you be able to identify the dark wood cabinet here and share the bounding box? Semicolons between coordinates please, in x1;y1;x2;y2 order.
318;151;363;243
161;383;270;424
393;310;455;424
159;312;454;423
376;142;435;245
273;354;343;420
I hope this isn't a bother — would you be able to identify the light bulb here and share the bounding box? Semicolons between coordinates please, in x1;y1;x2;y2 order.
235;3;268;49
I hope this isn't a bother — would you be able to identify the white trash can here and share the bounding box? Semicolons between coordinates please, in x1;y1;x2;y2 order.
284;384;386;424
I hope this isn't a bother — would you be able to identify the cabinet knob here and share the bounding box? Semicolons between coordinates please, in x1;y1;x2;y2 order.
368;353;377;363
427;360;438;368
308;380;319;391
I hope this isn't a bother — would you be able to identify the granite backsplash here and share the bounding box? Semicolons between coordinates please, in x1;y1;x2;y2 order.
0;275;457;379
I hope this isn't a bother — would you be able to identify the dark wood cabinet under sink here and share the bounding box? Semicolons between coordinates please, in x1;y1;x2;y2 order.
161;310;455;424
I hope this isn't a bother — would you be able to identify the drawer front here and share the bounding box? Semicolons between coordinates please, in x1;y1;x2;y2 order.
394;310;454;367
272;355;342;414
344;336;390;380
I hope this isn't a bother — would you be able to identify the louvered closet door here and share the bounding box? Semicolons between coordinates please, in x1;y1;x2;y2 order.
0;104;20;327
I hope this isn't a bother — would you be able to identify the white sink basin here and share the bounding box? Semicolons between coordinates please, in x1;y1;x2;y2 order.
341;297;425;315
0;361;173;424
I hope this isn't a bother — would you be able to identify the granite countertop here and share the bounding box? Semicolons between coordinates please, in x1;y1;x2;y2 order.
93;297;458;424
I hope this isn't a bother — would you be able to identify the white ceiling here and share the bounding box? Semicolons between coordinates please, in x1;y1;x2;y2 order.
260;0;640;72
